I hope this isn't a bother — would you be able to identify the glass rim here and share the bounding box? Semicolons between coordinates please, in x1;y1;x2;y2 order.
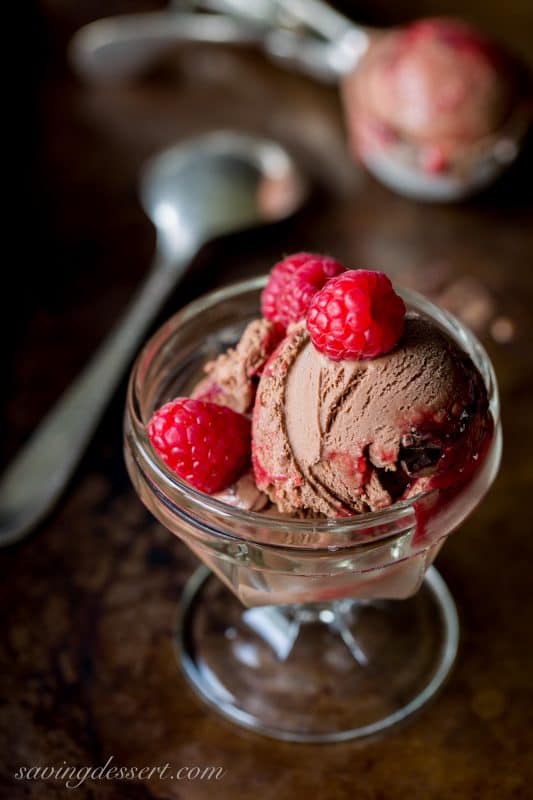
126;275;500;541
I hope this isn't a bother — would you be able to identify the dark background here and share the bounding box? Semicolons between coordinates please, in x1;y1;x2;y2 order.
2;2;533;798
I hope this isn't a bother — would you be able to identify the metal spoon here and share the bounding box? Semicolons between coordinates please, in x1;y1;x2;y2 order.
0;131;307;545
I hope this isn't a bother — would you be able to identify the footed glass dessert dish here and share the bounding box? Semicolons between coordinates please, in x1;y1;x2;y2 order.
124;277;501;742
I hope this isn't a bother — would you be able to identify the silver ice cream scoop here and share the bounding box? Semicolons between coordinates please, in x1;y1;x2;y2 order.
70;0;530;202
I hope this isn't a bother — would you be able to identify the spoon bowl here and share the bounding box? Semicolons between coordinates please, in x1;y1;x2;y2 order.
141;131;307;260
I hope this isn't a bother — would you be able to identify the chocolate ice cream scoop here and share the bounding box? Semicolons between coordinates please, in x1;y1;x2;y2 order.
191;317;281;510
252;315;491;518
192;317;281;413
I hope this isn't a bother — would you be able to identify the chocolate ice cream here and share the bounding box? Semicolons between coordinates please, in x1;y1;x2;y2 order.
343;18;523;173
212;471;270;512
149;256;493;523
192;317;281;413
191;317;281;511
252;315;491;517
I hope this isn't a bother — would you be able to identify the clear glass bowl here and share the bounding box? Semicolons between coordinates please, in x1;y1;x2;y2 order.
124;277;501;742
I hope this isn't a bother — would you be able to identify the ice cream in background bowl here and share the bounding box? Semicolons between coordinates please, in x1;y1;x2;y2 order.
124;254;501;741
341;17;530;200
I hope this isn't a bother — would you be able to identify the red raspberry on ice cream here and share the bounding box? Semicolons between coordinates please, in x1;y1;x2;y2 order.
261;253;346;330
307;270;406;361
148;398;251;494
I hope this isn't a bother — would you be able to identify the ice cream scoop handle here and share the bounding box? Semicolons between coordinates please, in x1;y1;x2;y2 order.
0;254;191;546
70;8;346;84
277;0;357;41
273;0;370;72
69;11;267;83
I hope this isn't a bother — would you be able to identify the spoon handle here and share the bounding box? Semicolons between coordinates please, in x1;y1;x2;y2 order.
0;254;191;545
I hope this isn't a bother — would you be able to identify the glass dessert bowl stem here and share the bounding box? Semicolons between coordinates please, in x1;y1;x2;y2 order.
124;277;501;742
177;565;459;742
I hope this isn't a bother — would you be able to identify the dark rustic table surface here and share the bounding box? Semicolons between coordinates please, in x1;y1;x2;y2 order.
2;2;533;798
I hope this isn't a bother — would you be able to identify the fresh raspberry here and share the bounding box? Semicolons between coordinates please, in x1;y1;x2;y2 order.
420;144;449;174
307;270;406;361
261;253;346;329
147;398;251;494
